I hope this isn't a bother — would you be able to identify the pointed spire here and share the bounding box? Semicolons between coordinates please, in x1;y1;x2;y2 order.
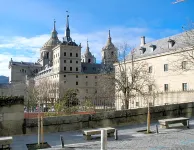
64;11;72;42
108;29;111;42
53;19;56;31
51;19;58;38
86;39;90;53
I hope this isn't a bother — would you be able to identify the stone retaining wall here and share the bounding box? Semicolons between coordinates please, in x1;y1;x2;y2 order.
0;104;24;136
25;102;194;134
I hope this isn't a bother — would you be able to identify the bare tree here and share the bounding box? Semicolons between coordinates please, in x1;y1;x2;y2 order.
104;42;156;110
168;21;194;73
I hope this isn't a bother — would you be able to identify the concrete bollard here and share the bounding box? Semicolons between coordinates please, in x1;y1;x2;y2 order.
101;129;107;150
115;129;118;140
60;135;65;148
156;125;158;134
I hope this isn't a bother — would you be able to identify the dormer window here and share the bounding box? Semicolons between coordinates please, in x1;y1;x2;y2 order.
140;47;146;54
149;44;156;51
168;39;175;48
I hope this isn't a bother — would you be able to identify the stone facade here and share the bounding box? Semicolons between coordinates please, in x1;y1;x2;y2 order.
6;15;117;103
114;30;194;109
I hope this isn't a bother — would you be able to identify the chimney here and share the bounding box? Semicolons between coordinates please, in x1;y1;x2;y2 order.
140;36;145;46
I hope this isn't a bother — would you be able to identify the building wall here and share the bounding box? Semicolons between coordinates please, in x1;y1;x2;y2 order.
114;48;194;110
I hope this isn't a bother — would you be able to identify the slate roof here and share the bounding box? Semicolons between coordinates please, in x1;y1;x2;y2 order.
81;63;102;74
10;61;42;67
127;30;194;60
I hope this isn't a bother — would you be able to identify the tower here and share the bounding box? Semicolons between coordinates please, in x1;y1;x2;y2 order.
101;30;117;69
81;40;96;63
39;20;61;67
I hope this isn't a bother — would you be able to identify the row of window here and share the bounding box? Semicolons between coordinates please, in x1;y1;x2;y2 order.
148;61;188;73
64;67;79;71
64;80;97;86
148;83;188;92
64;75;97;79
53;52;79;59
64;52;78;57
64;60;79;64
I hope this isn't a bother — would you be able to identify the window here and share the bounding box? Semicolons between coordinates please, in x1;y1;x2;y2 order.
111;51;114;56
88;59;91;63
164;84;168;92
86;76;88;78
64;60;66;63
95;82;97;86
164;64;168;72
93;67;96;71
182;83;187;91
76;53;78;57
148;66;152;73
76;81;78;85
168;39;175;48
86;82;88;86
136;102;139;107
22;69;24;73
64;67;66;71
70;60;72;63
70;53;72;57
86;89;88;93
95;76;97;79
64;81;66;83
95;90;97;93
76;67;78;71
76;75;78;78
76;61;78;64
64;75;66;77
70;67;72;71
182;61;187;69
64;52;66;56
148;85;152;92
83;67;87;70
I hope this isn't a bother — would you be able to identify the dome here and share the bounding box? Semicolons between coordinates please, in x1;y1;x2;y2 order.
41;20;61;50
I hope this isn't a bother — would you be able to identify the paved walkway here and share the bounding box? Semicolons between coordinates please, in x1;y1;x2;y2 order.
9;118;194;150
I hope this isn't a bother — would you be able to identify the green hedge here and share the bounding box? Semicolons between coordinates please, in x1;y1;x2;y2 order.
0;96;24;106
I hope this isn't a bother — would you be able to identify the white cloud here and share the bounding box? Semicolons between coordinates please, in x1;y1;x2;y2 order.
0;26;157;77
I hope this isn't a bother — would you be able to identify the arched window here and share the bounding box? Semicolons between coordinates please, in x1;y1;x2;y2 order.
88;59;91;63
111;51;114;56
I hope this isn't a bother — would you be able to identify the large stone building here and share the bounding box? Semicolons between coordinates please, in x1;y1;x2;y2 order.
115;30;194;109
6;15;117;106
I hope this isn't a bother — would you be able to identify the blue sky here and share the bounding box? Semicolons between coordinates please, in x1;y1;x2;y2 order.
0;0;193;77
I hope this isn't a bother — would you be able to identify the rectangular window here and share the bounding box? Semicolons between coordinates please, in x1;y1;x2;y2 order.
86;89;88;93
86;76;88;78
95;76;97;79
70;60;72;63
64;60;66;63
182;83;187;91
76;75;78;78
70;67;72;71
136;102;139;107
64;75;66;77
76;67;78;71
148;85;152;92
86;82;88;86
164;84;168;92
76;53;78;57
182;61;187;69
76;61;78;64
64;52;66;56
64;67;66;71
164;64;168;72
76;81;78;85
149;66;152;73
95;82;97;86
70;53;72;57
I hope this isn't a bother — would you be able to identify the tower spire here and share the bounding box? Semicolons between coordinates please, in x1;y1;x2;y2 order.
53;19;56;31
86;39;90;53
107;29;112;44
51;19;58;38
64;11;72;42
